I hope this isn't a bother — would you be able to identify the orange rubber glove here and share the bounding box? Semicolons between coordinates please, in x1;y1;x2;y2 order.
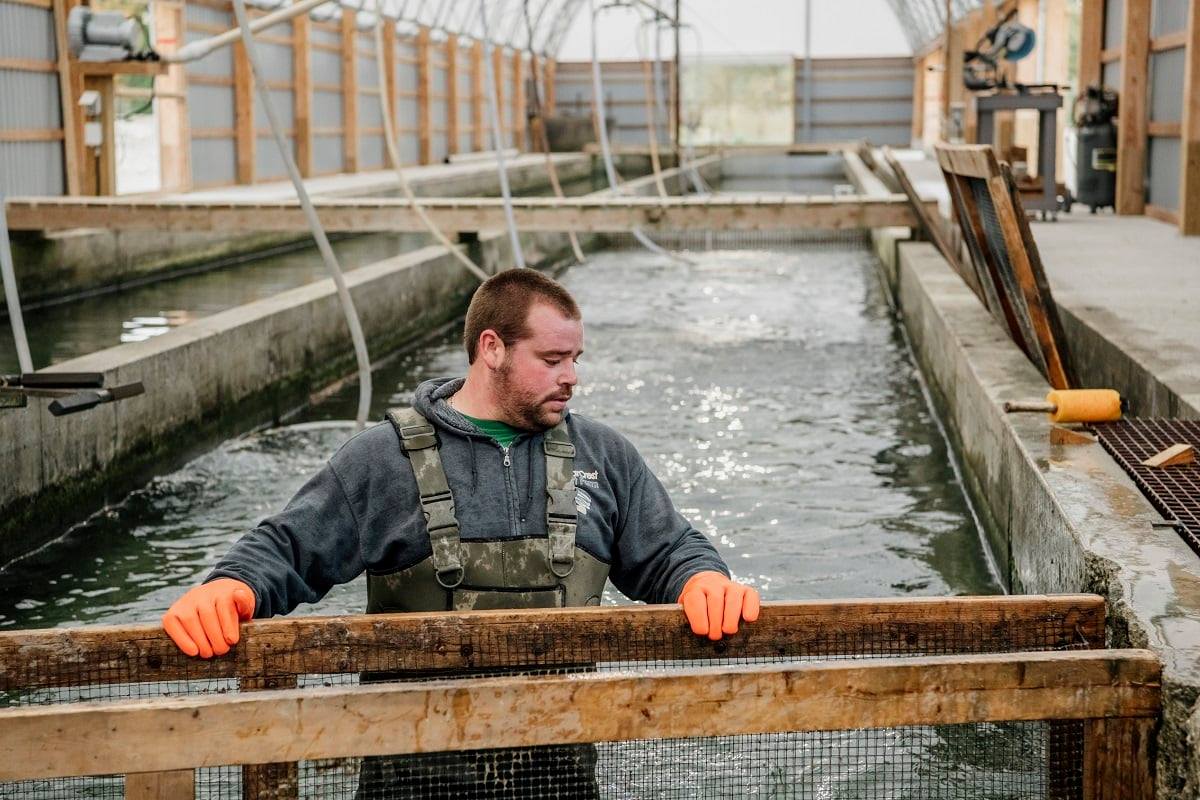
678;571;761;641
161;578;255;658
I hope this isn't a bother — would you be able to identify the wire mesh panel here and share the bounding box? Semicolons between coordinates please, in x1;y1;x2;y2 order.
0;597;1131;799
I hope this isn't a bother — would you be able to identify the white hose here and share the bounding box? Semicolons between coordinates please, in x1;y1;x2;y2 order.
478;0;526;270
371;12;490;283
163;0;329;63
587;0;682;262
230;0;372;430
0;193;33;374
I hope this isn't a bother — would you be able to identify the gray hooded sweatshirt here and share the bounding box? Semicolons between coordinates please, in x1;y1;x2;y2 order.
208;377;729;617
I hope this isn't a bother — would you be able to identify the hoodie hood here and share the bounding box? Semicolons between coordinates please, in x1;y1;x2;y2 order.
413;376;572;438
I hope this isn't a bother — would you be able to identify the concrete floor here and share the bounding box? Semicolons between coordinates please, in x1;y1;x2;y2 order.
894;151;1200;416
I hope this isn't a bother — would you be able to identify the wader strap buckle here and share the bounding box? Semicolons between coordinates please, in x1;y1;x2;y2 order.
544;421;577;578
388;406;464;588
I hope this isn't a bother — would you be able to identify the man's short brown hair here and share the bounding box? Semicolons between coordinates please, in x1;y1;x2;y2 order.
463;269;581;364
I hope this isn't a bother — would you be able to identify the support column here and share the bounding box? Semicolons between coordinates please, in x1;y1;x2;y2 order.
51;0;81;194
155;0;191;191
1078;0;1103;91
340;11;358;173
233;39;255;184
1116;0;1150;215
416;26;431;164
545;58;557;115
471;41;485;151
1180;0;1200;234
512;51;525;151
492;45;506;148
383;22;397;156
293;11;313;177
446;36;459;155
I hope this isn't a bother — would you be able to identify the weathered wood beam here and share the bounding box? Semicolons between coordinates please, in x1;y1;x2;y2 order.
51;0;81;195
0;596;1105;691
445;36;459;155
1078;0;1103;91
0;649;1159;781
416;26;432;164
1182;0;1200;234
470;40;484;151
1116;0;1150;215
233;38;255;185
292;11;312;177
6;194;938;234
340;12;358;173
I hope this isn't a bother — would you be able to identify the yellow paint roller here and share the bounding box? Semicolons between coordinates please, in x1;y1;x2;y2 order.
1003;389;1124;424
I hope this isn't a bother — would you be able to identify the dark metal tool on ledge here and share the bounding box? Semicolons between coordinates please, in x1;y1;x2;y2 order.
0;373;145;416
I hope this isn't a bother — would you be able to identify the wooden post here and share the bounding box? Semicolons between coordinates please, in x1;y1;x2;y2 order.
1116;0;1150;215
155;0;191;192
1078;0;1103;91
544;58;557;116
492;45;506;148
1180;0;1200;234
416;26;431;164
1082;717;1155;799
293;11;313;178
911;57;924;143
445;36;459;155
240;675;299;800
51;0;81;195
233;39;255;185
125;770;195;799
340;11;358;173
383;22;397;157
941;0;953;140
471;40;485;151
512;51;525;151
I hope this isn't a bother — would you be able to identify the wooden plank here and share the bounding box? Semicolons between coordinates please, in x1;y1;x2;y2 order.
1100;47;1122;63
293;11;312;178
1083;717;1156;799
470;40;485;151
0;57;56;72
1141;442;1195;467
2;0;52;8
1147;120;1182;137
883;147;966;287
51;0;80;195
125;770;195;800
445;36;459;155
544;57;556;116
1000;160;1076;388
0;649;1159;781
0;128;65;142
1182;0;1200;234
1079;0;1104;89
340;11;358;173
233;39;255;185
1150;30;1188;52
5;194;936;234
1145;203;1181;225
1117;0;1150;215
416;26;431;164
493;44;505;139
0;596;1105;691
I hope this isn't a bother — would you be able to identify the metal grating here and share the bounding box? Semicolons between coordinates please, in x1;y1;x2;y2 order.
1093;419;1200;556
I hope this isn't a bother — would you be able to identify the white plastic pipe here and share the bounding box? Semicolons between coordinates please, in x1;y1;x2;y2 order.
371;12;490;283
230;0;372;430
0;194;33;374
163;0;331;63
588;0;680;262
478;0;527;270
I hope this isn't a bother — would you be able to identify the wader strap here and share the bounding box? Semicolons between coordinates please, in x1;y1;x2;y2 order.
543;421;577;578
387;407;464;589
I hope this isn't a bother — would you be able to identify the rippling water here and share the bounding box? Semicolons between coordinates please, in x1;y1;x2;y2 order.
0;241;998;629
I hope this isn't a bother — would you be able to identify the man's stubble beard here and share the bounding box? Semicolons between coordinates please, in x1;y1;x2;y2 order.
495;355;567;431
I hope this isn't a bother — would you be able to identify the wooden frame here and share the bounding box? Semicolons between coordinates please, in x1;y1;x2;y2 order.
0;649;1159;783
936;144;1075;389
340;12;358;173
1182;0;1200;234
1116;0;1151;215
0;595;1106;689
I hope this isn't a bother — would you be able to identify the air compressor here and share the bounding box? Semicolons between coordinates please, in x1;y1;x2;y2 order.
1071;85;1118;213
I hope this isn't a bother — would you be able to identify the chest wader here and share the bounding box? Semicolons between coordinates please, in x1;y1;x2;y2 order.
355;407;607;800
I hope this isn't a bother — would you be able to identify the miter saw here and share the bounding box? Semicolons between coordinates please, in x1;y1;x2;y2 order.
962;8;1039;92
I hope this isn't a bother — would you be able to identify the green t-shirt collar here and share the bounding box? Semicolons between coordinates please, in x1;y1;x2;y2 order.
458;411;523;448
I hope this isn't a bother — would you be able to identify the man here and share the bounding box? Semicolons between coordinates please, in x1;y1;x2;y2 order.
163;268;759;796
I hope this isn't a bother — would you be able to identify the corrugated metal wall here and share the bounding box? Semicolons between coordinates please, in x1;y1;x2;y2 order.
394;35;420;165
187;2;237;187
0;0;65;196
429;41;450;161
310;21;343;175
1146;0;1186;211
794;57;914;146
457;45;474;153
355;29;383;171
552;61;671;146
252;18;295;181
